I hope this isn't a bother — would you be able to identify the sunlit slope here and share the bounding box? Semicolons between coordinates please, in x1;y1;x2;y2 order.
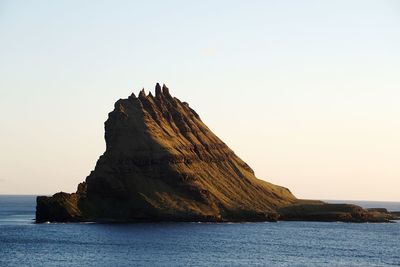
80;84;295;221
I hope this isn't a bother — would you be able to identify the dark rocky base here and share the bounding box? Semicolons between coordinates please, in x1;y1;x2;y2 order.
36;194;396;224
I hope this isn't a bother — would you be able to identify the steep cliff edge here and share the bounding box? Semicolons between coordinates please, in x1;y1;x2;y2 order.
36;84;394;223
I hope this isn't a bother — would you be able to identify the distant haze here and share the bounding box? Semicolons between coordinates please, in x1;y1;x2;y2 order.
0;1;399;201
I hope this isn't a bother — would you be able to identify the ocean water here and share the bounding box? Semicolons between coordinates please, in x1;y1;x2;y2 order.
0;196;399;267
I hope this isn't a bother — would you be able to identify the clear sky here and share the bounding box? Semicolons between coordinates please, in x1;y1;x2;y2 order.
0;0;399;201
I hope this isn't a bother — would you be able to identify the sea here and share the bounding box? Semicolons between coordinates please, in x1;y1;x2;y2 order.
0;196;399;267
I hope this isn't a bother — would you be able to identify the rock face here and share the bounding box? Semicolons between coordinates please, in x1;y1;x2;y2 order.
36;84;394;223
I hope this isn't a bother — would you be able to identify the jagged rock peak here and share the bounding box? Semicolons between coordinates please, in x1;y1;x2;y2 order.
138;88;146;98
155;83;162;98
162;84;171;96
137;83;170;100
128;92;136;100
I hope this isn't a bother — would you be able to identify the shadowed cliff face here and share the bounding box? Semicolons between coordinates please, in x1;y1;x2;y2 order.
36;84;396;223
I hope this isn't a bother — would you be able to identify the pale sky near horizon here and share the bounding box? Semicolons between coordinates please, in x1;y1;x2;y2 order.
0;1;399;201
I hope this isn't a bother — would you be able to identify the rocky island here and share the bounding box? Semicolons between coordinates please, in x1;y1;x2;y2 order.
36;84;398;223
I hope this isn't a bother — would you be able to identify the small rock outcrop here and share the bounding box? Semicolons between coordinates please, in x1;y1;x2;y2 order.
36;84;394;223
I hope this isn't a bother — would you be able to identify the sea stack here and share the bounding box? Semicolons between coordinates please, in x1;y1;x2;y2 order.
36;84;395;223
